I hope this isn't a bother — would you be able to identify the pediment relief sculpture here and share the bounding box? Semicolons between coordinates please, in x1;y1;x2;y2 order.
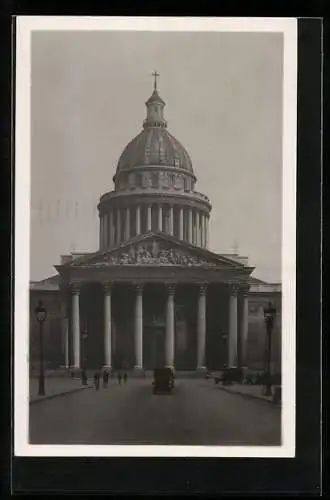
84;240;217;268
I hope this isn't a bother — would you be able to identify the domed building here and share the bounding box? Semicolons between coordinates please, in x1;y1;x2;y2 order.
98;76;211;251
29;76;282;375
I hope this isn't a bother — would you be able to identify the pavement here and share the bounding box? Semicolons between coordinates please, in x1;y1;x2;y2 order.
29;378;281;446
29;376;92;404
214;382;280;406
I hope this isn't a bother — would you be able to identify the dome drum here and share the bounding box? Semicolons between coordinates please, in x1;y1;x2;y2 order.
98;201;210;251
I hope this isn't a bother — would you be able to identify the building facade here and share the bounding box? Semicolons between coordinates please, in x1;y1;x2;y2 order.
29;79;282;374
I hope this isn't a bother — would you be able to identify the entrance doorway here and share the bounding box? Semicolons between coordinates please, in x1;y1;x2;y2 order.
144;325;165;369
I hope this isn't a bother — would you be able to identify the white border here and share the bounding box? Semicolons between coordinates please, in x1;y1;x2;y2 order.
14;16;297;458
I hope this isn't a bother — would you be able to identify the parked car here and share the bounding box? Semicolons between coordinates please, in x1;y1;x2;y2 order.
222;367;243;385
152;368;174;394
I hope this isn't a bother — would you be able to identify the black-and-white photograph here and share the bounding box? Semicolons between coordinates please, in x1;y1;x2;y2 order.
15;17;297;457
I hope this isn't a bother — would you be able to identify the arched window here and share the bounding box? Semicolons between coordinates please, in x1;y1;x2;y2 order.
151;172;158;188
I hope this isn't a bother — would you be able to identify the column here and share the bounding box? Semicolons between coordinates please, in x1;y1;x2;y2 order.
179;207;184;240
147;204;152;232
60;292;69;368
228;284;239;368
125;207;130;240
136;205;141;235
188;208;193;244
239;284;250;367
103;282;113;368
169;205;174;236
116;209;121;245
99;216;103;250
196;211;200;247
109;210;114;248
104;214;108;248
165;283;176;368
200;214;205;248
197;283;208;370
158;204;163;232
134;283;144;369
205;215;210;249
71;283;81;369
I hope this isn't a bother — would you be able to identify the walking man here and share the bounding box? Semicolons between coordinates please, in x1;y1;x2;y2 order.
117;372;122;385
94;371;100;391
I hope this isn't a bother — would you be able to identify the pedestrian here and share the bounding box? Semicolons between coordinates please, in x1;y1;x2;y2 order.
123;372;127;383
118;372;122;385
103;370;109;388
94;371;100;390
81;368;88;386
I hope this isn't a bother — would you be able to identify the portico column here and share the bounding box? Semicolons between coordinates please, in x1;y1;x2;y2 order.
158;204;163;231
134;283;144;369
197;283;208;370
147;204;152;232
109;210;114;248
228;284;239;368
116;208;121;245
239;284;250;368
60;291;69;368
71;283;81;369
179;207;184;240
188;208;193;244
103;282;113;368
196;211;200;247
169;205;174;236
136;205;141;235
125;207;130;240
165;283;176;368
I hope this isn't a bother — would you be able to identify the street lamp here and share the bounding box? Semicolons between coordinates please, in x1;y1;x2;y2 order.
35;300;47;396
263;301;277;397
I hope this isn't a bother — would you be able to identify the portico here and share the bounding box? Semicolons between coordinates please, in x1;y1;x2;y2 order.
57;233;253;373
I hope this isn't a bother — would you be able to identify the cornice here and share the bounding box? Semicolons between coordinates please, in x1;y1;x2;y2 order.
98;191;212;213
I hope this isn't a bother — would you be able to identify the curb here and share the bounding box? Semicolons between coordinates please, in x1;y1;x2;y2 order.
217;385;281;408
29;384;93;405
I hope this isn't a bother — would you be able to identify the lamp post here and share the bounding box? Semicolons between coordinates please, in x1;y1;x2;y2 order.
263;301;277;397
35;300;47;396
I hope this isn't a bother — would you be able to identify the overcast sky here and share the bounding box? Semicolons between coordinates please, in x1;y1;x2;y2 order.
30;30;283;283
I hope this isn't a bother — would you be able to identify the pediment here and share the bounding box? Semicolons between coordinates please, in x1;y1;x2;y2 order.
68;233;249;270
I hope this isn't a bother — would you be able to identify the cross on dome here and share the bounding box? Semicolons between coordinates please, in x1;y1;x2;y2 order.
152;70;160;91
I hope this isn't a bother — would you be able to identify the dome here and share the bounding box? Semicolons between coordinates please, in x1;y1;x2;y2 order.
115;83;194;175
116;127;193;173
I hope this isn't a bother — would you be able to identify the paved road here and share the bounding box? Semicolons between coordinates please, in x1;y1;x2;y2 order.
29;379;281;446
